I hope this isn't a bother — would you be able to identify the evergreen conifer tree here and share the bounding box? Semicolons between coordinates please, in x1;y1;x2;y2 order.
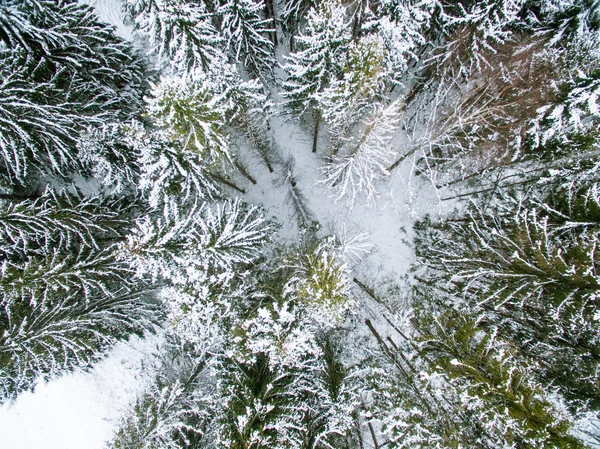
414;181;600;409
109;336;221;449
0;0;145;184
282;1;352;152
0;190;160;402
145;75;231;164
124;0;223;74
218;0;276;78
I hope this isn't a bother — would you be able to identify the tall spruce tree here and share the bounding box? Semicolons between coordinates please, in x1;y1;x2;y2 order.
414;180;600;409
0;0;145;184
282;1;352;152
124;0;223;74
218;0;276;78
0;190;161;402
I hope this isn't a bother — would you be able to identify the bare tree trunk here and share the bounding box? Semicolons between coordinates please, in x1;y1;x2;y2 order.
312;110;321;153
368;422;380;449
365;319;435;414
353;278;379;302
208;172;246;194
233;160;257;185
387;144;420;172
264;0;278;46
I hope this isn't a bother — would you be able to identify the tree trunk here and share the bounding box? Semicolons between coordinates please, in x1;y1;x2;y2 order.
353;278;379;302
368;422;380;449
365;319;436;415
387;144;420;172
233;160;257;185
264;0;278;46
208;172;246;194
312;110;320;153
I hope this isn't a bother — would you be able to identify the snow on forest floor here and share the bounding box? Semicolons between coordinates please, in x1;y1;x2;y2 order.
240;112;442;288
82;0;134;39
0;333;164;449
0;124;441;449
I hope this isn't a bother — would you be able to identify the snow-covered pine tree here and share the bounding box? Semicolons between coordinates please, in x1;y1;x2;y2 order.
375;0;434;77
414;182;600;409
145;75;231;165
218;353;293;448
285;237;355;324
0;187;161;402
0;188;131;258
280;0;317;49
212;64;275;125
0;247;157;402
109;334;222;449
222;309;360;448
0;0;145;184
414;307;585;449
123;0;223;74
122;198;272;285
530;69;600;150
276;334;361;449
0;0;145;101
124;121;220;208
317;34;388;145
76;124;140;194
200;64;278;174
431;0;527;78
321;100;402;207
282;1;352;152
212;243;366;448
0;242;141;304
0;280;160;403
535;0;600;49
218;0;276;78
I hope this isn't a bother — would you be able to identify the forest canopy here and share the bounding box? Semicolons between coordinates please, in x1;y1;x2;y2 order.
1;0;600;447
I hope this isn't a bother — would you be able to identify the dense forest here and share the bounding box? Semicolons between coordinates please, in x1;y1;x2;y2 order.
1;0;600;447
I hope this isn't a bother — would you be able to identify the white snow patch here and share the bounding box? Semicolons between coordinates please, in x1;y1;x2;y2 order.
0;333;163;449
83;0;134;41
240;112;444;281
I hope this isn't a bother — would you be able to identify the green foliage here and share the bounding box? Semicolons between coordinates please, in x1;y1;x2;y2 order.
146;76;230;165
414;182;600;410
218;0;276;78
416;308;584;448
281;1;352;115
219;353;292;449
319;34;388;138
367;294;585;448
319;335;347;402
109;340;218;449
124;0;223;74
0;188;130;257
287;239;354;323
0;189;160;402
